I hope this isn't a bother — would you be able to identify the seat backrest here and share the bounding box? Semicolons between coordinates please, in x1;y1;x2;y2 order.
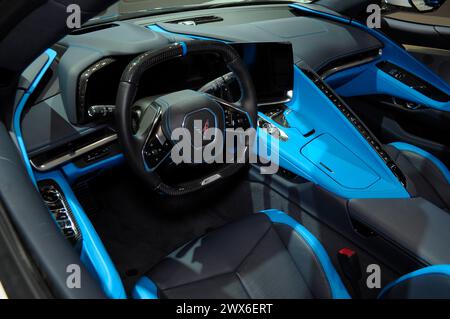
379;265;450;299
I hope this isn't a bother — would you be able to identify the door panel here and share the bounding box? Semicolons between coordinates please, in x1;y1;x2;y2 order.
318;0;450;166
405;45;450;84
378;2;450;164
381;16;449;49
345;96;450;167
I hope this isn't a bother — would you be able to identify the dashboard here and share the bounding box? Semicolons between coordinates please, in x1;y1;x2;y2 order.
20;4;383;153
17;3;450;199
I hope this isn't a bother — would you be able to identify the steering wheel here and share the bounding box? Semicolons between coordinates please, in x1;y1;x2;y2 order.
115;40;257;195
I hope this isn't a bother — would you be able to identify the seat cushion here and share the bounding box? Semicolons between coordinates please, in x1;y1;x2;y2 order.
386;142;450;211
133;210;349;299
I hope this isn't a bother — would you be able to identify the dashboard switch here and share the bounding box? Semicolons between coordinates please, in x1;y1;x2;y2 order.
377;61;449;102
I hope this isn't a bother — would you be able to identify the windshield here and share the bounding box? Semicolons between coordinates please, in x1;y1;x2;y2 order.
90;0;315;23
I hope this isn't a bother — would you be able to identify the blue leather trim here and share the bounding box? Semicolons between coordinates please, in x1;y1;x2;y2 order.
61;153;124;184
281;67;409;199
132;276;159;299
180;41;188;56
301;133;380;189
259;210;350;299
13;49;57;185
147;24;229;43
289;4;450;112
378;265;450;298
389;142;450;184
34;170;127;299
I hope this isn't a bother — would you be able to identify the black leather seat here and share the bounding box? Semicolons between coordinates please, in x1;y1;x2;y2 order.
132;210;350;299
386;142;450;211
132;209;450;299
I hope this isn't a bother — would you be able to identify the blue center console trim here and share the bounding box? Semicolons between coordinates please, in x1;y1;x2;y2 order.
132;276;159;299
62;153;125;184
34;170;127;299
301;134;380;189
260;209;350;299
378;265;450;298
289;4;450;112
277;66;409;199
14;49;57;185
389;142;450;184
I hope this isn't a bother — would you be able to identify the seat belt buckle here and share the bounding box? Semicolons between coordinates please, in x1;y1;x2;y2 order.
338;248;362;280
337;248;362;297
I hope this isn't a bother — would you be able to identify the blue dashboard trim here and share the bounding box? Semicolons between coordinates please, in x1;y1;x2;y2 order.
62;153;124;184
13;49;57;185
389;142;450;184
132;276;159;299
34;170;127;299
15;50;127;299
147;24;229;43
289;3;450;112
378;265;450;298
180;41;188;56
260;209;350;299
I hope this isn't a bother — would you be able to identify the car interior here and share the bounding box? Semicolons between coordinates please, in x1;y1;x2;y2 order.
0;0;449;299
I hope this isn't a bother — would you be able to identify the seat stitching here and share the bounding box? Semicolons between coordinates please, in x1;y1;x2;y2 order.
233;224;273;271
160;222;273;292
235;224;316;299
162;271;238;293
271;224;317;298
235;272;252;298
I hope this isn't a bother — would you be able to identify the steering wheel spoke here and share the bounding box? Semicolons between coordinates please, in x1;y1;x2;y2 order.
208;95;253;130
142;123;172;171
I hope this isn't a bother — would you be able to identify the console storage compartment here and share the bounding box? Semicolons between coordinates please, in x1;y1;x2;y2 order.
301;134;380;189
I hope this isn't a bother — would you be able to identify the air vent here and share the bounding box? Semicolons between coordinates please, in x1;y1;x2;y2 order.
169;15;223;26
70;23;119;35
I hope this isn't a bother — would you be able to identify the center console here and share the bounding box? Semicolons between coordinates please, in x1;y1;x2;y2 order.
256;63;410;199
349;197;450;265
301;67;407;187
